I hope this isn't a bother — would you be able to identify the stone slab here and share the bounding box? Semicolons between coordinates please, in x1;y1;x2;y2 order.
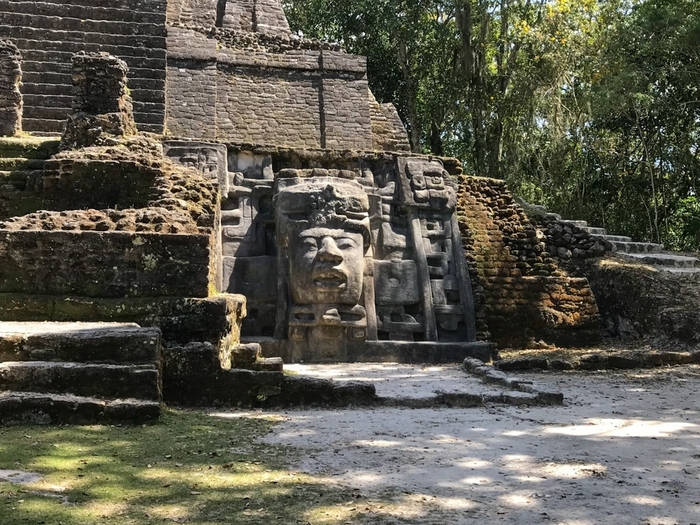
282;363;553;408
257;339;493;364
0;391;160;425
0;321;161;364
0;361;160;401
611;240;664;254
285;363;505;399
619;252;700;268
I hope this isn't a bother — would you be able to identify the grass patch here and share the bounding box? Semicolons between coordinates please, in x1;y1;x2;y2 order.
0;409;402;524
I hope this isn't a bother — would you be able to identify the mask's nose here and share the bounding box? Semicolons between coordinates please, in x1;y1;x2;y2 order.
316;236;343;264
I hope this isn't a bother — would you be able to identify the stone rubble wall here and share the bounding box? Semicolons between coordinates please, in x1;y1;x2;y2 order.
456;175;602;348
0;40;22;137
524;208;614;263
0;0;167;134
0;140;221;300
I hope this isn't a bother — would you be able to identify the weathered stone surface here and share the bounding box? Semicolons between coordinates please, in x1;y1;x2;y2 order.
0;230;212;298
0;40;22;137
60;52;137;149
0;294;246;347
1;142;219;233
369;92;411;152
581;257;700;345
456;175;603;348
0;361;160;401
273;376;376;407
162;342;284;406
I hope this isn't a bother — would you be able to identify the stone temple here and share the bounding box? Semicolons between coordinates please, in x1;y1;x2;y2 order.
0;0;608;421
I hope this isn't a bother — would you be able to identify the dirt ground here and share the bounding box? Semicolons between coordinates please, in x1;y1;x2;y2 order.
252;366;700;525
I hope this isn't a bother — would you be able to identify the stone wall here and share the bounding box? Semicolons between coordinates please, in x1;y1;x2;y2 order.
61;53;137;149
167;0;290;34
166;27;375;150
0;0;167;134
0;230;211;298
456;176;602;348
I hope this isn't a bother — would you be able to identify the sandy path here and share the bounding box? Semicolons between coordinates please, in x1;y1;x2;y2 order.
260;366;700;524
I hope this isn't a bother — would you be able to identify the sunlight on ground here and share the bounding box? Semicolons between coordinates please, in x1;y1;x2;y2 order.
458;476;492;485
502;430;529;437
354;439;403;448
207;411;284;422
545;419;698;438
306;491;462;523
624;495;665;506
499;491;537;507
82;501;130;518
454;458;491;469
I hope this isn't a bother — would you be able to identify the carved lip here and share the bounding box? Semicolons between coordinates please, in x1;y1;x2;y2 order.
312;269;347;290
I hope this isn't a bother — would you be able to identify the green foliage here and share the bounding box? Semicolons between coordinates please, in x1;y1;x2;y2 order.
285;0;700;250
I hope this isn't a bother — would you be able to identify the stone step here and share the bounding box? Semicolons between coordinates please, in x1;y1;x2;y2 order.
18;118;66;134
0;137;60;159
592;234;633;243
619;252;700;268
561;219;588;229
611;240;664;254
0;322;161;364
281;363;562;409
0;158;45;171
0;361;160;401
2;0;167;14
0;391;160;425
662;268;700;281
0;2;165;25
581;226;607;235
21;93;73;109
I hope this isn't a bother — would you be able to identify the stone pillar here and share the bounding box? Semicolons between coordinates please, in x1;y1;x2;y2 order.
61;52;137;149
0;40;22;137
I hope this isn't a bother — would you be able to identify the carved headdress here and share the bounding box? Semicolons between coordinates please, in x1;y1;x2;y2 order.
276;177;371;249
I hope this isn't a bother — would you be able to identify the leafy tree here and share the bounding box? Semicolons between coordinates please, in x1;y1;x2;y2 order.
284;0;700;250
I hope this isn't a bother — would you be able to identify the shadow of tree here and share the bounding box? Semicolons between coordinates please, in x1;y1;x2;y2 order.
248;367;700;524
0;409;389;524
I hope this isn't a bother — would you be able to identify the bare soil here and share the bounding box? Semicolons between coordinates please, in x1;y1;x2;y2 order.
260;366;700;524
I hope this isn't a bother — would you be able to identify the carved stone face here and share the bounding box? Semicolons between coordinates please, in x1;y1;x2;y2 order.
289;227;365;305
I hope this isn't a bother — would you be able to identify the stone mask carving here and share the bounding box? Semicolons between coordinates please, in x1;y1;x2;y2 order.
290;227;365;305
277;177;371;309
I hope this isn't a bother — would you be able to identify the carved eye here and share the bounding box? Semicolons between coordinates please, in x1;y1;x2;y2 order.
336;237;358;250
302;238;318;251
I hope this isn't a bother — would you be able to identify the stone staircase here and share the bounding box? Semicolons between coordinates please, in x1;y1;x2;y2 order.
0;322;162;425
549;214;700;279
